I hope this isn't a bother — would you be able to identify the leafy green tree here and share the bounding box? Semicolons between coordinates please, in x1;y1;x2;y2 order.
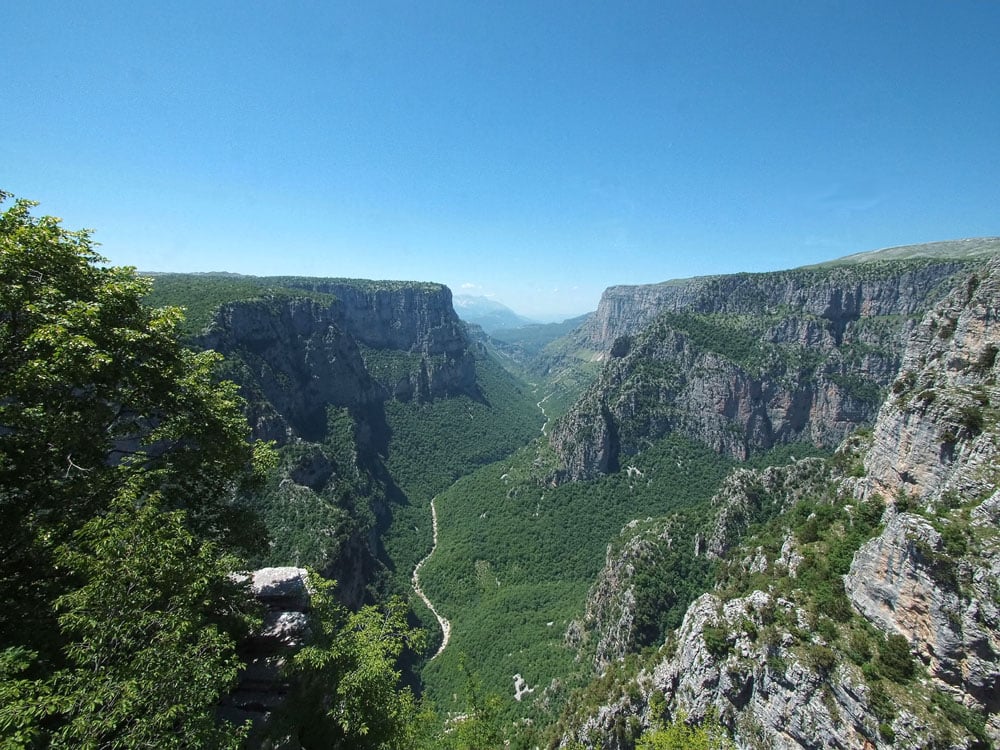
636;710;734;750
0;192;267;746
284;575;424;749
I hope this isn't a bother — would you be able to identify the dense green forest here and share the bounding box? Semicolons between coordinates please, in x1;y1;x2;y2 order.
415;431;828;743
11;191;991;749
0;193;432;749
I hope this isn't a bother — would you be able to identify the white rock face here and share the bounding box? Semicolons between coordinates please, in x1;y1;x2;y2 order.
221;567;313;744
862;259;1000;505
846;510;1000;732
513;673;535;702
567;591;914;750
848;257;1000;739
251;566;312;610
562;259;1000;750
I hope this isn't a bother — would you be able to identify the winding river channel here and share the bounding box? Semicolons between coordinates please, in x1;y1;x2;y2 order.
410;387;555;660
411;497;451;659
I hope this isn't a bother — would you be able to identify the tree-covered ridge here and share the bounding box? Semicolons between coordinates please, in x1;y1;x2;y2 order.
143;273;335;335
145;272;448;336
0;193;431;749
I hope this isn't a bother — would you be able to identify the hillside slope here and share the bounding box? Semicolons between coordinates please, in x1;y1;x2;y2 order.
549;258;978;480
558;257;1000;750
147;275;542;611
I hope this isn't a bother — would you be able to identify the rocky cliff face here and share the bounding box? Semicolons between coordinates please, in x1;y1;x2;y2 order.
843;255;1000;738
845;508;1000;728
578;518;675;670
550;259;976;480
576;458;833;670
202;281;478;444
578;260;972;355
560;260;1000;749
193;280;482;611
221;567;312;745
569;590;933;750
284;280;477;402
860;262;1000;505
201;297;382;443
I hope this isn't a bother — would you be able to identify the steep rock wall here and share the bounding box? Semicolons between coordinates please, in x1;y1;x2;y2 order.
202;297;381;443
578;260;972;354
560;261;1000;749
200;282;478;443
551;259;976;480
861;261;1000;504
285;280;477;401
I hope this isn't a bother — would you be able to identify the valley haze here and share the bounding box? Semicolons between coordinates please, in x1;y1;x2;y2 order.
4;3;999;318
6;185;1000;750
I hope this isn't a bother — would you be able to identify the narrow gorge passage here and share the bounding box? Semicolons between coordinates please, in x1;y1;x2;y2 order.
412;384;554;661
537;392;554;435
412;497;451;660
530;381;555;435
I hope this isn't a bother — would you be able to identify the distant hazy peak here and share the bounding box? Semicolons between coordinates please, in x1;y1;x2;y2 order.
452;294;537;333
804;236;1000;268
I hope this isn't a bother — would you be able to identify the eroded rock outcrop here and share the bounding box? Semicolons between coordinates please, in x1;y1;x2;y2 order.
578;458;834;670
561;260;1000;749
845;509;1000;723
567;590;932;750
577;518;675;669
202;297;381;443
200;280;478;444
221;567;312;745
861;261;1000;505
844;256;1000;735
550;259;976;481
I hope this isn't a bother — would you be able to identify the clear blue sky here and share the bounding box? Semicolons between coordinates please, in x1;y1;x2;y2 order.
4;1;999;320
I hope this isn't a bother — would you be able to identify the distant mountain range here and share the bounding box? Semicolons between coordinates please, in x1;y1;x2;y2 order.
452;294;538;333
804;236;1000;268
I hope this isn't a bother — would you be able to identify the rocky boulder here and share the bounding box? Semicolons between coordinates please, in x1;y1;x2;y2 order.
220;567;312;744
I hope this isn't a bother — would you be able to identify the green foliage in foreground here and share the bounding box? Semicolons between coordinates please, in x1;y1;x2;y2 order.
636;712;734;750
0;193;265;747
0;194;425;749
282;576;424;749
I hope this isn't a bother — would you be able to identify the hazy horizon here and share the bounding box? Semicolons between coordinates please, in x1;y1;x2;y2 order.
5;2;999;318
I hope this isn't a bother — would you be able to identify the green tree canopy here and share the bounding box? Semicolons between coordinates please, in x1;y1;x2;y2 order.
0;192;267;747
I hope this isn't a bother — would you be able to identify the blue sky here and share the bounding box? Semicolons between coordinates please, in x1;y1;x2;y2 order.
4;2;999;319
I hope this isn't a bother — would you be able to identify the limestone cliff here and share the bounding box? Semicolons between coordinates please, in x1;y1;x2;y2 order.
221;567;312;744
576;458;833;670
550;259;977;480
559;260;1000;749
280;279;477;401
201;280;477;444
861;262;1000;505
843;255;1000;738
576;259;972;355
201;296;382;443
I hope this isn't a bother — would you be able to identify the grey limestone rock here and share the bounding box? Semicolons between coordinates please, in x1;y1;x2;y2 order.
550;259;974;481
222;567;312;746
